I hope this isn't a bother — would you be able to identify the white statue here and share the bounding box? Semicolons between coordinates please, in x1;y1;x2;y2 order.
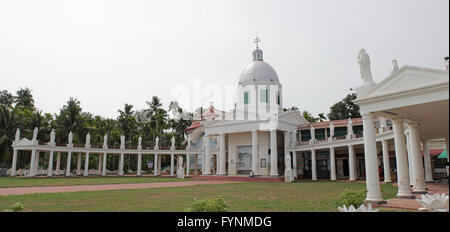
285;155;291;170
86;133;91;146
310;126;315;140
171;136;176;148
357;49;374;85
103;134;108;147
138;136;142;147
15;128;20;142
50;129;55;143
330;123;334;137
391;59;399;74
68;131;73;144
32;127;38;141
347;118;354;135
120;135;125;147
155;136;159;148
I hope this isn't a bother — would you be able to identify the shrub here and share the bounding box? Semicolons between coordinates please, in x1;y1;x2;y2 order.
11;202;24;212
339;189;367;207
185;198;228;212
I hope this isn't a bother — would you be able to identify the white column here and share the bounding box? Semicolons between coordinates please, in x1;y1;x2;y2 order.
194;154;198;175
119;153;124;176
84;152;89;176
408;122;427;193
102;152;107;176
154;153;158;176
292;151;297;178
186;154;191;176
47;150;54;176
34;151;40;174
361;113;384;203
56;152;61;175
406;131;414;186
382;140;391;182
422;140;433;182
218;133;226;175
98;153;103;175
348;145;356;181
11;148;18;177
311;149;317;180
77;153;82;175
330;147;336;181
283;131;289;173
170;154;175;176
66;151;72;176
251;131;259;175
137;153;142;176
392;118;414;198
29;149;37;177
204;135;212;175
270;130;278;176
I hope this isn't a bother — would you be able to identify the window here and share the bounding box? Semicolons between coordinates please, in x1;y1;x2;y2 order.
276;91;281;105
244;91;249;104
260;89;268;103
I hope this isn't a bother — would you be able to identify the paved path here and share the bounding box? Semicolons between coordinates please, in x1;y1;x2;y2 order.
375;183;449;211
0;180;242;196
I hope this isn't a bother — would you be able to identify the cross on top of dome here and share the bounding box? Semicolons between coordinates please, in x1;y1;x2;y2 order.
252;36;263;61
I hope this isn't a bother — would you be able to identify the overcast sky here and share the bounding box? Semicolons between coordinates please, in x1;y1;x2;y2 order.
1;0;448;118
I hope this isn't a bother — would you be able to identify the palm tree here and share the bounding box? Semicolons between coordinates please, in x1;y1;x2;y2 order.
14;87;35;110
0;106;17;165
55;98;84;143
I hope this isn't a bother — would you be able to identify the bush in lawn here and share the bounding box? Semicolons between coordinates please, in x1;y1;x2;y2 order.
4;202;24;212
339;189;367;207
185;198;228;212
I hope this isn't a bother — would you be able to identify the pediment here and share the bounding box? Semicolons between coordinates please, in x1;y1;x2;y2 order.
362;66;449;99
276;111;310;126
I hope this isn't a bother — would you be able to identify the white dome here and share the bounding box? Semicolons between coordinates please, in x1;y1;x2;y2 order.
238;60;280;85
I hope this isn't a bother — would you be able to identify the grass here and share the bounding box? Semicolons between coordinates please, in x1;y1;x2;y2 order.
0;181;400;212
0;176;190;188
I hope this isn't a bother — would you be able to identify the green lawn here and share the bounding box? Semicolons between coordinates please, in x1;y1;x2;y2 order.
0;181;401;212
0;176;190;188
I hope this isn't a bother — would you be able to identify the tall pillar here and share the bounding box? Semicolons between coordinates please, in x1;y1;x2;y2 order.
407;122;427;193
204;135;211;175
98;153;103;175
29;149;37;177
362;113;384;203
422;140;433;182
84;152;90;176
348;145;356;181
270;130;278;176
194;154;198;175
137;153;142;176
102;152;107;176
158;153;162;174
11;149;18;177
283;131;289;173
311;149;317;180
34;151;40;175
66;151;72;176
392;118;414;198
186;154;191;176
382;140;392;182
77;153;82;175
218;133;226;175
56;152;61;175
154;153;158;176
47;150;54;176
330;147;336;181
119;153;124;176
251;131;259;175
406;131;414;186
292;151;297;178
170;154;175;176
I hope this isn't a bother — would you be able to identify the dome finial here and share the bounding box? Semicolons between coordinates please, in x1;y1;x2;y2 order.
252;35;263;61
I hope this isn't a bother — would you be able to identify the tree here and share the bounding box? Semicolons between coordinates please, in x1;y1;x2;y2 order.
14;87;35;110
54;98;84;143
283;106;299;112
0;90;13;108
302;111;317;123
327;93;361;120
0;106;17;165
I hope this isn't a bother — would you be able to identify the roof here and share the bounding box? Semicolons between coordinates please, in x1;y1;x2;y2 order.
238;60;280;85
298;118;367;130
